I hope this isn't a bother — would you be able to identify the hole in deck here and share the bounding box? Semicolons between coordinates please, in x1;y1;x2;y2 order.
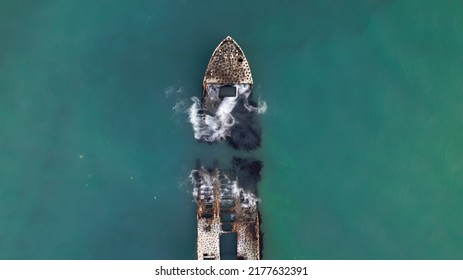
220;213;236;222
220;200;235;208
201;213;213;219
219;86;236;98
220;233;238;260
221;223;233;232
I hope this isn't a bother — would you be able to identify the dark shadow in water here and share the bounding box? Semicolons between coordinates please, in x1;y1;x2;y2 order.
231;157;263;195
227;97;262;151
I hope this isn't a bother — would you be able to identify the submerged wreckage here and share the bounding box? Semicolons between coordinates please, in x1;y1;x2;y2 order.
192;159;262;260
189;36;263;151
192;37;262;260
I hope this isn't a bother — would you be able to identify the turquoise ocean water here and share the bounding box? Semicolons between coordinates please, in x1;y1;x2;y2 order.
1;0;463;259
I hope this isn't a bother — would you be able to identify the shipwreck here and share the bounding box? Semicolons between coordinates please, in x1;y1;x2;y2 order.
192;37;262;260
192;158;262;260
190;36;262;150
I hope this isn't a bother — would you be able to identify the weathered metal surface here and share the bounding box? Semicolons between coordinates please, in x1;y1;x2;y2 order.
194;37;261;260
203;36;253;86
195;167;221;260
193;164;260;260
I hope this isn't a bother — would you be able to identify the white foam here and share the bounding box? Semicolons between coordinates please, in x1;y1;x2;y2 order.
164;84;184;99
172;99;188;114
245;99;267;114
191;169;259;208
190;168;215;201
188;84;265;143
188;96;235;142
240;191;259;208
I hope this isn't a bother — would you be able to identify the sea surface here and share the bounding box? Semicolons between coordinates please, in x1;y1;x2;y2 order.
1;0;463;259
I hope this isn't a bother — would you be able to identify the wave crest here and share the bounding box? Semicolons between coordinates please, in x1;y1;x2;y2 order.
188;84;265;150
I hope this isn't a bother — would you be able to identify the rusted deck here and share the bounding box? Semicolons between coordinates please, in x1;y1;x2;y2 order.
193;166;260;260
203;36;253;87
195;37;261;260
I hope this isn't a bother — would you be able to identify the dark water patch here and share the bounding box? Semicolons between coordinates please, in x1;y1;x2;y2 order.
231;157;263;195
220;233;238;260
227;97;262;151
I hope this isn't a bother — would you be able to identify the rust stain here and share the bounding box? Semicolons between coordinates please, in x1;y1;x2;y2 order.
194;36;261;260
193;166;260;260
203;36;253;88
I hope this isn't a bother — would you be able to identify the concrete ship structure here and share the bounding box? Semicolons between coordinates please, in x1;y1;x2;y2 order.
203;36;253;86
193;163;261;260
194;36;261;260
201;36;254;114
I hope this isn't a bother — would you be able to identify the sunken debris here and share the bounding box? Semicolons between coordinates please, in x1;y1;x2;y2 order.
191;158;262;260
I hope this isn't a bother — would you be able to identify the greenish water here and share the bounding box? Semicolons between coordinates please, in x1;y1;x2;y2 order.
1;0;463;259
